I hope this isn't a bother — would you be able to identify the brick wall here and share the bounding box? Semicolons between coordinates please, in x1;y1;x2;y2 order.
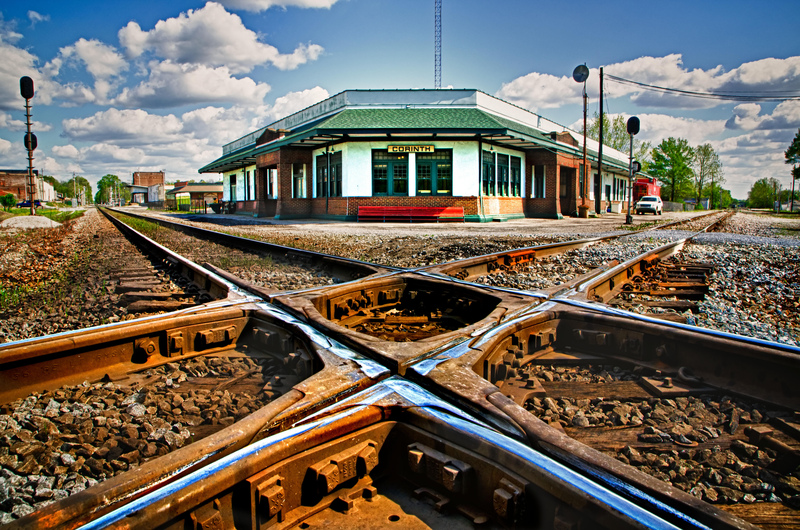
258;148;313;218
0;171;36;200
133;172;164;187
249;144;588;221
343;195;479;217
525;150;561;217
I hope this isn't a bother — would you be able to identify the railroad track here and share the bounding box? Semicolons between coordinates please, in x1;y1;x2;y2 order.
1;208;797;529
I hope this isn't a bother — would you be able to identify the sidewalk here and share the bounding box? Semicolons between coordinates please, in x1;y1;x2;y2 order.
122;206;710;239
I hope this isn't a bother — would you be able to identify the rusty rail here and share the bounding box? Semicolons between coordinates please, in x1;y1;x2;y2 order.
2;209;796;529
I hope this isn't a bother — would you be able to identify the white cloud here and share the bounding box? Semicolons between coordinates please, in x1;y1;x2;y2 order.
62;108;184;145
51;82;99;107
725;101;800;131
180;105;270;146
496;72;580;112
27;11;50;28
52;144;81;159
635;114;727;146
119;2;324;73
58;39;128;80
0;112;52;132
0;137;13;157
112;61;272;108
715;57;800;93
498;54;800;113
0;20;48;109
218;0;338;12
270;86;329;119
47;84;330;189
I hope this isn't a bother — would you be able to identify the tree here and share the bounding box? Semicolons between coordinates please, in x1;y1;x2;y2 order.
786;128;800;166
60;175;92;202
693;144;724;207
649;137;695;202
0;194;16;211
702;184;733;209
748;177;781;208
587;112;652;170
785;128;800;210
94;174;130;204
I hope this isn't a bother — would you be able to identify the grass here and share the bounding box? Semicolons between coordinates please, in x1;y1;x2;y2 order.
767;212;800;219
616;219;660;231
1;207;85;223
41;209;85;223
215;254;274;270
113;212;162;237
0;285;31;310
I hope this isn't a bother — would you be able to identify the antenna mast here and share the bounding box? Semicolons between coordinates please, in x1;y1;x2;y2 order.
434;0;441;89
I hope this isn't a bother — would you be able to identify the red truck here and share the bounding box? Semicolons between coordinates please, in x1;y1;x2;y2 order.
632;178;661;203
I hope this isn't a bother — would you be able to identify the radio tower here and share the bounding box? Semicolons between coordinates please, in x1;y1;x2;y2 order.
434;0;441;89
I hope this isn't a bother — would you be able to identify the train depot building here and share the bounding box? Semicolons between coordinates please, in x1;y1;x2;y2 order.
199;89;639;221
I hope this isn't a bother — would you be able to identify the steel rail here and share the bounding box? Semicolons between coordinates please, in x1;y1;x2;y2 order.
78;378;685;530
106;208;395;281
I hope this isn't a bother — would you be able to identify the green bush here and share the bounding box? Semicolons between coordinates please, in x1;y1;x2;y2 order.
0;194;16;211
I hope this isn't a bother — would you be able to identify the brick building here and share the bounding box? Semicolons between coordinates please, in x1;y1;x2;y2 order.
199;89;636;221
165;182;223;210
128;171;166;204
0;169;41;201
132;171;165;187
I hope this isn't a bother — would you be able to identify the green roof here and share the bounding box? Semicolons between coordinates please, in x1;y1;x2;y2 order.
199;107;630;174
314;107;507;130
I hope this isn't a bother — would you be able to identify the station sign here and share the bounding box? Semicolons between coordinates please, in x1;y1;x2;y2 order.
388;145;435;153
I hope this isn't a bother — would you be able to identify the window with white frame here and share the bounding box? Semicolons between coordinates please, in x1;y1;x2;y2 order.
533;165;545;198
510;156;521;197
292;164;306;198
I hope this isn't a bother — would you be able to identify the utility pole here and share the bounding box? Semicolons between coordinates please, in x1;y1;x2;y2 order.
434;0;441;89
710;172;715;210
598;67;604;214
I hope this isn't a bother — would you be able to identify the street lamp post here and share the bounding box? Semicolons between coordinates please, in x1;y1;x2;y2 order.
625;116;640;225
573;65;590;218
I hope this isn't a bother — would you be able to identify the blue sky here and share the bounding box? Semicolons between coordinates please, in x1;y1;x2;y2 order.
0;0;798;198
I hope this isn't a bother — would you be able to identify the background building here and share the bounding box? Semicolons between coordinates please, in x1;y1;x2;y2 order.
166;182;223;211
129;171;166;204
200;89;636;221
0;169;43;202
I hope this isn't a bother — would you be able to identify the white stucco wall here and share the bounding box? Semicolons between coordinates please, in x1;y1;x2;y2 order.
223;165;256;201
313;140;522;198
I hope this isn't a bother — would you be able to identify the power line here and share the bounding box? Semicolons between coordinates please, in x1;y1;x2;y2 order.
606;74;800;102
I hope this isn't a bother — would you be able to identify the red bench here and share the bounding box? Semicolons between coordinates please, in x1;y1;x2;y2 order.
357;205;465;223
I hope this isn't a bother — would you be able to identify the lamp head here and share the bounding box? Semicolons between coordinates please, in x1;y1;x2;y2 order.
572;64;589;83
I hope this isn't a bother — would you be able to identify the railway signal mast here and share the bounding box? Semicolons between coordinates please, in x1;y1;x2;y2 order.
434;0;441;89
20;76;37;216
625;116;640;224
